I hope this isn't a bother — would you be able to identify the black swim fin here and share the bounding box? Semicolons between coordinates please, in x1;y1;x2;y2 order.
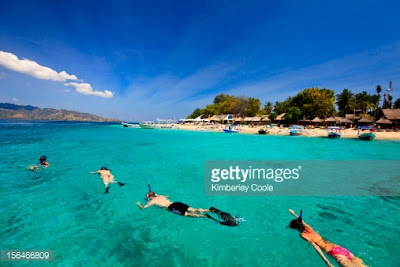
205;214;220;222
118;182;126;186
105;187;110;194
209;207;239;227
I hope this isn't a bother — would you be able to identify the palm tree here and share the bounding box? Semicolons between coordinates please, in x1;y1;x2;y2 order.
376;85;382;107
388;94;393;109
336;89;354;116
264;101;273;114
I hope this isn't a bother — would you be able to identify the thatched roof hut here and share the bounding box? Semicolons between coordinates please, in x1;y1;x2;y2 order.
252;116;262;122
358;117;374;123
261;115;270;122
340;118;353;124
325;116;337;122
275;113;286;121
312;117;322;123
234;117;243;122
375;117;392;124
382;109;400;120
243;117;253;122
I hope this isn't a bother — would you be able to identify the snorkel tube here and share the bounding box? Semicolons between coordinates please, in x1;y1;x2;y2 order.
104;163;108;170
144;184;152;201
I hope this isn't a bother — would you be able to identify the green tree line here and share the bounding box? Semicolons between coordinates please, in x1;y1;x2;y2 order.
188;86;400;121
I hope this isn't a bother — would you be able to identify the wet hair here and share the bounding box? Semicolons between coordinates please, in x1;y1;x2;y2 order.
289;218;305;232
100;167;107;170
39;155;46;162
146;191;156;198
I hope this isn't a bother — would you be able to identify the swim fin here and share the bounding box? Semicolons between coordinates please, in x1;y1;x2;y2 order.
205;214;219;222
210;207;239;227
118;182;126;186
105;187;110;194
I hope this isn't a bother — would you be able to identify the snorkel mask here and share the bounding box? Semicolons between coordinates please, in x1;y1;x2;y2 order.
144;184;153;201
289;210;304;232
40;155;47;162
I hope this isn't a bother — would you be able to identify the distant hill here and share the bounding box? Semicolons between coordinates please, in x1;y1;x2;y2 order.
0;103;120;122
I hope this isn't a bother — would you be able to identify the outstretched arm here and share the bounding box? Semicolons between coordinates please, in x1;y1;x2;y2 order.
310;241;334;267
289;209;333;267
136;201;153;209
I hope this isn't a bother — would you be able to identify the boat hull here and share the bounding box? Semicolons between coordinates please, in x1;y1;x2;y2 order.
140;124;155;129
358;133;376;140
122;122;140;128
258;130;268;135
328;133;341;139
289;132;302;136
224;129;239;133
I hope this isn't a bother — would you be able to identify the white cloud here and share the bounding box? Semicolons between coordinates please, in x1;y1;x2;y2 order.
0;51;78;82
12;97;18;101
0;51;114;99
64;82;114;98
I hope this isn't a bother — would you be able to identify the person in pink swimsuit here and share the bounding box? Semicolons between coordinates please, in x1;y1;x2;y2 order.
289;211;367;267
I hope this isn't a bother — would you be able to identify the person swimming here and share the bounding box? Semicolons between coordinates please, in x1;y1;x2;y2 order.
90;165;126;193
136;191;210;217
289;210;366;267
28;155;50;171
137;186;239;226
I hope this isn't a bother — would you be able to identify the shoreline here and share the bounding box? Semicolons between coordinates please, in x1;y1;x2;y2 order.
176;124;400;140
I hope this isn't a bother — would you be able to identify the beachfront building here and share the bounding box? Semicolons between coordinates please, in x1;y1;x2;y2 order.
375;117;392;129
311;117;322;127
339;118;353;128
382;109;400;127
275;113;286;126
261;115;271;125
234;117;243;124
324;116;338;126
357;116;374;126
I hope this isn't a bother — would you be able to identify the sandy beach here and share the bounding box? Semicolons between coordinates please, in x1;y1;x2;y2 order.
176;124;400;140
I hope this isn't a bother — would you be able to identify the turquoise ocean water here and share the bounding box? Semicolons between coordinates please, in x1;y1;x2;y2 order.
1;121;399;266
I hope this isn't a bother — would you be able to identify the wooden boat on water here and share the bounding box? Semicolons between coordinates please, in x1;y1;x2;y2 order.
358;126;376;140
289;125;306;136
223;125;239;133
122;122;140;128
327;126;342;139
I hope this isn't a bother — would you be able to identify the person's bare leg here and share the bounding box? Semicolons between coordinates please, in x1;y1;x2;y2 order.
104;181;110;193
185;212;207;217
188;207;210;213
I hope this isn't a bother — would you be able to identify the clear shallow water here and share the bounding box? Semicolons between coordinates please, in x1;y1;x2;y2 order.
0;121;399;266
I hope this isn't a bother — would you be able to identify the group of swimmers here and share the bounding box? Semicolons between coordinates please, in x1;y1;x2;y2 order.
28;156;367;267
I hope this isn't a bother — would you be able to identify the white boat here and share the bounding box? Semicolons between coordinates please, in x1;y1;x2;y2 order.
140;121;155;129
327;126;342;139
223;125;240;133
289;125;306;136
121;122;140;128
153;118;178;129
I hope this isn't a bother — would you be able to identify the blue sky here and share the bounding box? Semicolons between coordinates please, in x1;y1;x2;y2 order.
0;0;399;120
